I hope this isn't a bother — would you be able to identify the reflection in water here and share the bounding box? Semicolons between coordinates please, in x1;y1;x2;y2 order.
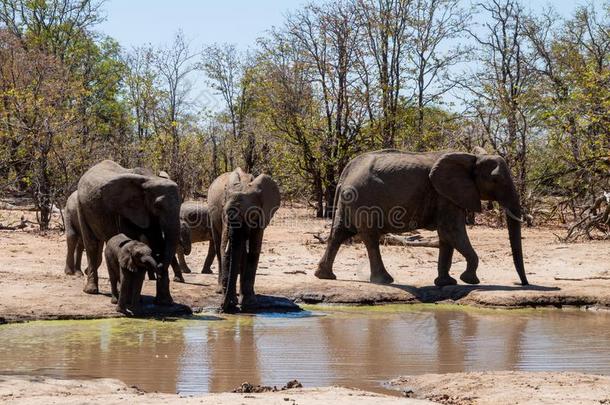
0;308;609;394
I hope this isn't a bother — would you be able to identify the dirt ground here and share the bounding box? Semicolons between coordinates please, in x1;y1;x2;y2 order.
0;375;433;404
1;206;609;322
390;371;610;405
2;372;609;404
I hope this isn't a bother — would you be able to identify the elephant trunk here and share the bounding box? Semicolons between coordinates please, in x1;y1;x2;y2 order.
503;201;529;286
142;256;158;275
222;225;244;313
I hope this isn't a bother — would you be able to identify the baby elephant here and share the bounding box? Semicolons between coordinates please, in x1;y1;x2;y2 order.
105;234;159;315
171;201;216;278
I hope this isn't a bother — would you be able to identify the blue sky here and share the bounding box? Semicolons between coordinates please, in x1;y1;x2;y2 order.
98;0;310;50
97;0;590;112
98;0;585;51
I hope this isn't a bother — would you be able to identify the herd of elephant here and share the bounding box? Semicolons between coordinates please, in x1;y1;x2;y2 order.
62;149;529;315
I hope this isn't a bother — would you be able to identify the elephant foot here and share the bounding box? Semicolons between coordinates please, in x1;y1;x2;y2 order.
83;282;99;294
215;283;225;294
181;267;192;274
221;298;239;314
201;267;213;274
434;275;457;287
314;266;336;280
370;270;394;285
460;271;480;285
111;295;118;304
65;268;84;276
116;305;138;316
173;275;185;283
240;294;258;312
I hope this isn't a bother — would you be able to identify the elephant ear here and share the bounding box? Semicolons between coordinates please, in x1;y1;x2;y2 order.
430;153;482;212
101;174;150;229
118;239;135;272
252;174;281;228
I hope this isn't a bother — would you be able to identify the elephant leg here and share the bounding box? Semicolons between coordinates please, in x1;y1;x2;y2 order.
64;232;78;275
315;225;354;280
117;271;132;314
130;271;146;313
177;250;192;274
216;225;228;293
240;229;263;311
83;240;103;294
74;238;84;275
434;240;457;287
201;242;215;274
147;269;156;281
361;233;394;285
109;269;119;304
79;208;102;293
171;256;185;283
154;269;173;306
453;230;480;285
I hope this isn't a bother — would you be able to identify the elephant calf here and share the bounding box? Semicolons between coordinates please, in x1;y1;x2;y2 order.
105;233;159;315
170;201;216;279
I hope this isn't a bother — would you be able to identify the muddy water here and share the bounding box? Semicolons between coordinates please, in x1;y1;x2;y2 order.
1;306;610;394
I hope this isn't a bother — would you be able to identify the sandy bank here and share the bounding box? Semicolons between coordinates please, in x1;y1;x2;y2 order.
1;207;609;322
390;371;610;405
0;375;432;404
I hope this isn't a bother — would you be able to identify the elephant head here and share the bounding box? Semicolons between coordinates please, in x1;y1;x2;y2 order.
119;239;159;274
222;174;280;312
429;152;529;286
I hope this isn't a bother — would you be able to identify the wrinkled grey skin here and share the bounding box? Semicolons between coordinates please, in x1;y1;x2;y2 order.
208;168;281;313
77;160;181;305
104;233;158;315
170;201;215;280
315;150;529;287
63;191;84;276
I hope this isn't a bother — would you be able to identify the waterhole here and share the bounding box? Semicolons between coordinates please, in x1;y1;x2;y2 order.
0;306;609;394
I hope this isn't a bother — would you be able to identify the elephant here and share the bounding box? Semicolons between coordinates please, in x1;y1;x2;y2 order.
208;168;281;312
77;160;181;305
63;191;84;276
315;149;529;287
170;201;216;279
104;233;159;314
64;190;191;283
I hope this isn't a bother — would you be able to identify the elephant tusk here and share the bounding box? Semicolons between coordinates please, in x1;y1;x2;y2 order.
504;208;525;223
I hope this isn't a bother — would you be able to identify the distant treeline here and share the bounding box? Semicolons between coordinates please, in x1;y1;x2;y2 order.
0;0;608;229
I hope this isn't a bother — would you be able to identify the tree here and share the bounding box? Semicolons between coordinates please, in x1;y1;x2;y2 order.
408;0;470;147
154;31;198;192
201;43;258;172
461;0;535;199
286;1;366;217
354;0;411;148
0;30;83;229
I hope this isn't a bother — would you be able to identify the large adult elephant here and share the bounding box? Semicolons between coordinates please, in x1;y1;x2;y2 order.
208;168;281;312
77;160;181;304
315;150;529;287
